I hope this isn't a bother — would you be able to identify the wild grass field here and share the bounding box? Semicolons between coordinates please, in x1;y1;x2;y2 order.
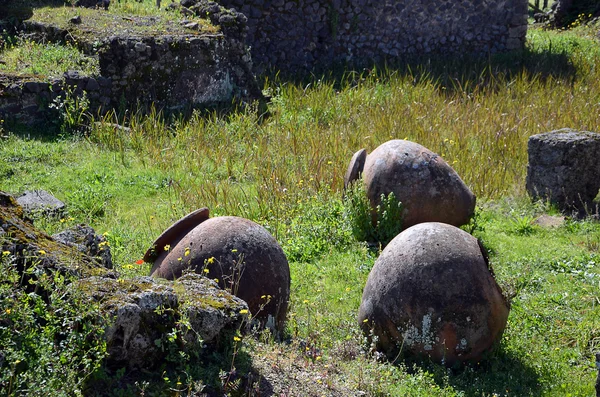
1;6;600;396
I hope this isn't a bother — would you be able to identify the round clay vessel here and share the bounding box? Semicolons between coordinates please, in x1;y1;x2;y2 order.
362;139;476;229
150;216;290;330
358;222;509;365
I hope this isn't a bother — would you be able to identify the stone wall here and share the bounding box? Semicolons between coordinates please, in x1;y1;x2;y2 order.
0;72;111;126
21;13;261;111
1;7;261;125
98;34;259;110
211;0;529;73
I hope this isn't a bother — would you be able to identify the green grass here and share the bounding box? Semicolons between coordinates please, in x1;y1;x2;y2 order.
2;25;600;395
0;38;99;78
26;2;219;41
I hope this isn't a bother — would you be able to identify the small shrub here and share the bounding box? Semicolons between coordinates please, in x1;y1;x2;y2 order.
49;86;92;136
509;214;538;236
0;252;107;395
344;182;403;247
280;192;353;263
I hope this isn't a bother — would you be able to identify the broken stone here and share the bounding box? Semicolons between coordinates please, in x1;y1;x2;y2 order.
0;191;111;280
358;222;509;365
526;129;600;216
53;224;113;269
16;190;66;217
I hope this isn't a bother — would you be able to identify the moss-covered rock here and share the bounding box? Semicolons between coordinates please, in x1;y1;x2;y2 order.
75;273;249;369
0;191;112;280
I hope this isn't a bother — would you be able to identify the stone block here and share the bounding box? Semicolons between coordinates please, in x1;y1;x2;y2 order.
526;129;600;214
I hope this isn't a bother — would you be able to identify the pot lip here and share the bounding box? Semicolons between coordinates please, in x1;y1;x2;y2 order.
143;207;210;262
344;148;367;190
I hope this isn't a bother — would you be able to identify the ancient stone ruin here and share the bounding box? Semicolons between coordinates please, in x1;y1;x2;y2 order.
1;0;529;122
358;222;509;365
345;139;476;230
146;208;291;331
526;128;600;215
212;0;529;73
0;2;261;124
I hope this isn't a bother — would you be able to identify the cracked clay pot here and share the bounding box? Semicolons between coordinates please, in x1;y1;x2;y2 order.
346;140;476;230
358;222;509;365
146;209;290;330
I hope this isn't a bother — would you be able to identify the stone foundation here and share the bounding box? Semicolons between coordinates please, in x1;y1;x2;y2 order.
0;72;111;126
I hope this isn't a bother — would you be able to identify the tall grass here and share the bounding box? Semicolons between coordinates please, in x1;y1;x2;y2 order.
89;28;600;224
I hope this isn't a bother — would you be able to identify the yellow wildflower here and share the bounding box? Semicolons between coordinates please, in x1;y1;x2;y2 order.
233;336;241;342
184;247;190;256
2;251;10;256
239;309;248;314
203;268;209;273
207;257;215;264
38;250;46;255
164;244;171;251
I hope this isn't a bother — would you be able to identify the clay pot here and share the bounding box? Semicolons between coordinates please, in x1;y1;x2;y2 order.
346;140;476;230
358;222;509;365
147;210;290;330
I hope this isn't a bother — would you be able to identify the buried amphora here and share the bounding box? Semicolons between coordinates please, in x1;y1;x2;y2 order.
145;208;290;330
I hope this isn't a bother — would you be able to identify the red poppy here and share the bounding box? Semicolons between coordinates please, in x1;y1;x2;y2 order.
135;259;144;265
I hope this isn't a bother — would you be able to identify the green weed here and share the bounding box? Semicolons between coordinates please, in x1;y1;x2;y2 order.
344;181;403;247
0;252;107;395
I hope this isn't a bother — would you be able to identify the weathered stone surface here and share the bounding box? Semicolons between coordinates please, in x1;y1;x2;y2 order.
74;273;248;369
0;73;112;126
0;191;111;279
358;222;509;365
362;140;476;229
2;6;262;125
213;0;528;73
16;190;66;217
526;129;600;214
149;213;290;330
53;224;113;269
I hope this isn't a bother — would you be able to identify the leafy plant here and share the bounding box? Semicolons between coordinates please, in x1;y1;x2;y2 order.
0;252;107;395
282;192;353;262
509;214;539;236
344;182;403;246
49;86;92;136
